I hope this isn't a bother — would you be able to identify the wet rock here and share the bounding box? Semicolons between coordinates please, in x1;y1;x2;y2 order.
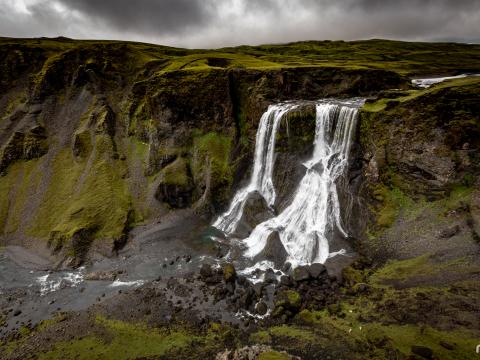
282;262;292;273
238;288;255;309
280;275;292;286
236;275;247;286
225;282;235;295
215;244;229;259
308;263;327;279
254;231;288;268
292;266;310;282
255;301;268;316
252;283;264;297
84;270;118;281
58;279;72;290
411;345;433;359
263;268;277;284
231;191;275;238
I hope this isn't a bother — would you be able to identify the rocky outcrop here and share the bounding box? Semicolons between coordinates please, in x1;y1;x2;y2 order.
0;126;48;175
254;231;288;268
230;191;275;238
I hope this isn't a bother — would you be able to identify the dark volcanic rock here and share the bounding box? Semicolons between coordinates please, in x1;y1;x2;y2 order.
411;345;433;359
200;264;213;278
280;275;292;286
255;301;268;316
263;268;277;284
292;266;311;282
254;231;288;268
308;263;327;279
231;191;275;238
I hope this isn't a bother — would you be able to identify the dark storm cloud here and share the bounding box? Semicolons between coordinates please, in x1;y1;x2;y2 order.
0;0;479;47
57;0;214;35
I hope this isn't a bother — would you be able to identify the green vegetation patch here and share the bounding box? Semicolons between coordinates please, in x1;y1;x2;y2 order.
28;136;132;252
257;351;291;360
38;316;195;360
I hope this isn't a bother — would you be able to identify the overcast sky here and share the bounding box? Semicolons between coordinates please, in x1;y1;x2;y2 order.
1;0;479;48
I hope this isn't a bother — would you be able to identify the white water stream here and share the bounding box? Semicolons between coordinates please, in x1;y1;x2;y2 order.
213;104;298;233
213;100;361;268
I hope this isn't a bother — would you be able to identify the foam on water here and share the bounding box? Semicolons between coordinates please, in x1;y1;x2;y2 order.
36;267;85;296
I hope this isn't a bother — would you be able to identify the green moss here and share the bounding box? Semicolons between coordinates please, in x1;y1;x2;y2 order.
257;351;291;360
191;131;233;207
192;131;232;183
342;266;365;286
28;136;132;251
364;324;478;359
268;325;316;342
222;263;236;282
38;316;195;360
296;293;479;359
160;157;190;186
371;255;432;283
0;159;42;235
373;185;415;228
36;314;68;332
250;330;272;344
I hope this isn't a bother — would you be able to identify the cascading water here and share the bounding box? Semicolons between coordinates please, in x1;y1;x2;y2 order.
213;103;298;234
213;100;361;268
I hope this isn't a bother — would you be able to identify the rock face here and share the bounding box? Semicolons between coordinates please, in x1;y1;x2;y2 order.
358;79;480;290
254;231;288;268
0;38;414;265
154;157;194;209
0;126;48;174
231;191;275;238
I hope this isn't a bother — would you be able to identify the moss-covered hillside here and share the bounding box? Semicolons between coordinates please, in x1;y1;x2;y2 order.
0;37;479;266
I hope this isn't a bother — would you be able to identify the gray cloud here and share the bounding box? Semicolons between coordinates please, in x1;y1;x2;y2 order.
57;0;214;36
0;0;478;47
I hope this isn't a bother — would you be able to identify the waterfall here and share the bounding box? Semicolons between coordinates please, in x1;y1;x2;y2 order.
213;100;360;268
212;103;298;234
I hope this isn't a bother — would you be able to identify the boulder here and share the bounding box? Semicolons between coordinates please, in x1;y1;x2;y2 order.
254;231;288;268
279;275;292;286
263;268;277;284
255;301;268;316
411;345;433;359
231;191;274;238
308;263;327;279
292;266;310;282
200;264;213;278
